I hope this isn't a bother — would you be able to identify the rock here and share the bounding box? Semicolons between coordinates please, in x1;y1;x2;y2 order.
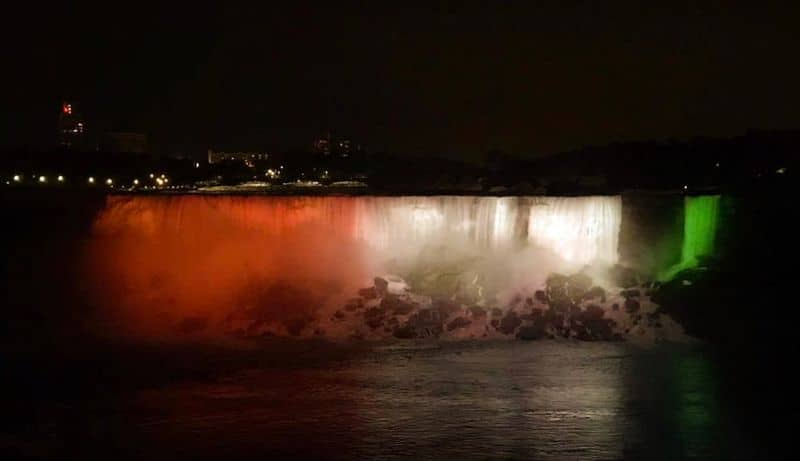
246;320;265;336
374;277;389;295
176;316;208;334
490;319;499;329
542;308;557;324
584;304;605;320
358;286;378;299
621;289;641;298
366;318;383;329
491;307;503;318
364;306;386;321
468;305;487;318
517;324;546;340
392;301;416;315
379;294;399;310
625;298;641;314
534;290;549;304
383;275;411;295
519;313;535;322
350;331;365;340
379;292;417;315
609;265;638;288
447;317;472;331
344;298;363;311
546;274;569;301
567;273;593;301
333;310;346;320
285;317;311;336
582;318;616;341
393;325;416;339
550;299;572;314
646;312;661;327
571;322;591;340
434;299;461;318
400;308;444;338
612;303;620;311
499;311;522;335
414;307;442;324
583;286;606;303
525;297;534;307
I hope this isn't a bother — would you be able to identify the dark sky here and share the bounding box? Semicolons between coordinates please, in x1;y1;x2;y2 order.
5;2;800;158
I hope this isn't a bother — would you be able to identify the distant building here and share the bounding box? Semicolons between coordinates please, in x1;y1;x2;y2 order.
312;133;332;155
207;149;269;167
101;132;148;153
58;101;87;149
336;138;353;157
312;132;361;157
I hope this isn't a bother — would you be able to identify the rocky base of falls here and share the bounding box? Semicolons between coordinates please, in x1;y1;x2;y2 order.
223;267;691;344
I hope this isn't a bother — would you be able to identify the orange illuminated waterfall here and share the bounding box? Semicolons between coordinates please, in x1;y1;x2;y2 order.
85;195;622;337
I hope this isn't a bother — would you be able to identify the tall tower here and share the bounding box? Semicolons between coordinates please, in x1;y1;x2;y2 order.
58;101;86;149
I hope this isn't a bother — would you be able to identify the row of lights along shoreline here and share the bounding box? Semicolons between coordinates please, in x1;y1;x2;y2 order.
4;173;172;189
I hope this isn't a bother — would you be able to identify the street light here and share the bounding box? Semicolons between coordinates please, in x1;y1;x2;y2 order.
88;177;95;184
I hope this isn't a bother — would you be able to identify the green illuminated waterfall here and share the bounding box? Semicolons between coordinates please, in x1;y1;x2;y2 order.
659;195;721;281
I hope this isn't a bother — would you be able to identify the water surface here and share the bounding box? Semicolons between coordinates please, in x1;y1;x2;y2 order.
4;340;756;460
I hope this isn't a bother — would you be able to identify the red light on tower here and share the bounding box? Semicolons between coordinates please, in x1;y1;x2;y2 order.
63;103;72;115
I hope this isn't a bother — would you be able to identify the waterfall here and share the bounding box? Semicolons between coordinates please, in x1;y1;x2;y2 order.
353;197;525;250
659;195;721;281
352;196;621;265
527;196;622;266
86;195;625;335
93;195;624;269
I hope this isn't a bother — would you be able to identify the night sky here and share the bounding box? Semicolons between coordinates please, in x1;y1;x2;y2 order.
5;2;800;158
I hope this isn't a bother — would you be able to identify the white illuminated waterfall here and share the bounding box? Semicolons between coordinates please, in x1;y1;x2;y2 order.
354;196;621;266
354;197;524;250
527;196;622;265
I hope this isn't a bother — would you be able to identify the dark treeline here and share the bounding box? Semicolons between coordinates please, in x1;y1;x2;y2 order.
1;130;796;193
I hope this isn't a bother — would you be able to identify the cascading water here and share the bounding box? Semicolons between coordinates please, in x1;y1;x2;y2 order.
85;195;624;337
527;196;622;266
353;196;621;262
659;195;721;281
353;197;525;251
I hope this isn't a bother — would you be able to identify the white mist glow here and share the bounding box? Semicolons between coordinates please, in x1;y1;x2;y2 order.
355;197;529;251
88;195;627;339
354;196;620;267
527;196;621;265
